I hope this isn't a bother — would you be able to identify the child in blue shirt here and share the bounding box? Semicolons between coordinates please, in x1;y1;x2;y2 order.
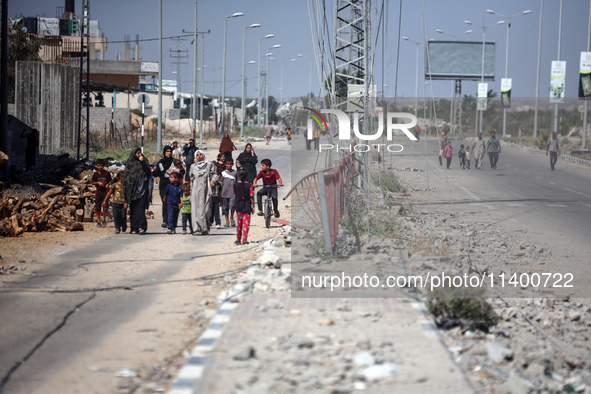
163;172;183;234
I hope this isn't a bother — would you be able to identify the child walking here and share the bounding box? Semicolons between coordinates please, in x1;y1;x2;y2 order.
163;172;183;234
465;146;472;169
458;144;466;169
444;141;454;170
234;169;255;245
181;184;193;234
91;159;112;227
221;159;237;227
286;127;292;145
103;171;127;234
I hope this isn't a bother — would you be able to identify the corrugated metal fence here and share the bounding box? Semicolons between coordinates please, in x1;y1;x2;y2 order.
15;61;79;155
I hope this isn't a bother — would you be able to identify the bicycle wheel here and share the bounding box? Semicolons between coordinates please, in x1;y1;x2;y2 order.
264;198;272;228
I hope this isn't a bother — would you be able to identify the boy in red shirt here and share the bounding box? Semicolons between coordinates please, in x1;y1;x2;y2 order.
91;159;112;227
253;158;283;218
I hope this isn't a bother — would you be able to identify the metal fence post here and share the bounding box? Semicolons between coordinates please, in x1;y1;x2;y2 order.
317;172;333;255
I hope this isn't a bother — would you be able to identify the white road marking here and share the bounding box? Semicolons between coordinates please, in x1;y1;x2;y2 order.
545;204;568;208
548;181;556;185
460;186;481;201
507;203;526;207
564;187;591;199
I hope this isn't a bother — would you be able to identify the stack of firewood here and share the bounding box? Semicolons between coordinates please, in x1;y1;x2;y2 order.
0;172;98;237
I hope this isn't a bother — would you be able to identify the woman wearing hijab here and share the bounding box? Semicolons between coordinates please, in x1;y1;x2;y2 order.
219;133;236;163
190;150;218;235
123;147;152;234
236;143;258;183
152;145;175;228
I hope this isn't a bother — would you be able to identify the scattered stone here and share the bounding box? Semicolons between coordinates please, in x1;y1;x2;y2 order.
233;346;256;361
358;363;398;382
353;352;375;367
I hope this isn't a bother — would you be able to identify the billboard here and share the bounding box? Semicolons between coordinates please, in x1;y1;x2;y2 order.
579;52;591;99
425;41;496;81
501;78;512;108
550;61;566;103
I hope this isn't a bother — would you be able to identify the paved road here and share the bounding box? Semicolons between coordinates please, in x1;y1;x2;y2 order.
0;141;292;394
394;137;591;297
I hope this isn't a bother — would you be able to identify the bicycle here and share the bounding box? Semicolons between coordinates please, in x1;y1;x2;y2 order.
254;184;281;228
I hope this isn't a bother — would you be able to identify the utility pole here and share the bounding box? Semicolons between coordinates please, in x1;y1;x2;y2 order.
170;38;188;107
1;0;8;162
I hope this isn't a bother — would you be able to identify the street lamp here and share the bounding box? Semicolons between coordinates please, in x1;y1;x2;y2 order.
402;37;420;119
280;58;296;106
257;34;274;127
298;54;313;101
221;12;243;137
464;19;504;135
241;23;260;138
486;9;531;136
265;45;281;125
435;29;472;133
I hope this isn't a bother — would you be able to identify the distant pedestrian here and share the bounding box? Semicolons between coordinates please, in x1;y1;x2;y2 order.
233;168;255;245
221;159;237;227
465;146;472;170
444;141;454;170
546;131;560;171
152;146;175;228
436;132;448;166
236;143;258;183
183;138;199;182
414;125;421;142
103;171;127;234
171;139;183;162
486;131;501;169
472;132;486;170
286;127;292;145
189;150;218;235
123;147;152;235
219;133;237;163
313;127;320;150
181;184;193;234
91;159;112;228
163;172;183;234
265;122;274;145
209;175;222;229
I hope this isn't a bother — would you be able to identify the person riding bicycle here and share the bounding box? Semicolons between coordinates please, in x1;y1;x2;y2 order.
253;158;283;218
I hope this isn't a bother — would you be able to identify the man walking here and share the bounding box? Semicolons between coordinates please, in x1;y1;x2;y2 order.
472;132;486;170
265;122;273;145
486;131;501;170
546;132;560;171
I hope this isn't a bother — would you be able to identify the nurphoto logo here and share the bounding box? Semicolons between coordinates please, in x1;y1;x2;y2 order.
305;108;418;153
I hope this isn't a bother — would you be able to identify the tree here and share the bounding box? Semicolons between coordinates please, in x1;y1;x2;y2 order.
0;25;42;103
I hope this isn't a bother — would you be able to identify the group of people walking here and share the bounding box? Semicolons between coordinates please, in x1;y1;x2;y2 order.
438;131;502;170
95;131;283;245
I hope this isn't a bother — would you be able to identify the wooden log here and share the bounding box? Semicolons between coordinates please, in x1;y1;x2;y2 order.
75;209;84;222
11;214;23;237
84;199;94;222
40;197;59;221
11;198;25;215
41;187;64;200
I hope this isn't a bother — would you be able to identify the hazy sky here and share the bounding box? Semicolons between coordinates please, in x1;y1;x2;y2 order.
9;0;591;100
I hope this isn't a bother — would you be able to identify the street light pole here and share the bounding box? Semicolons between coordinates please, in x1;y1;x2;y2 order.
486;9;531;136
265;45;281;125
221;12;243;138
257;34;274;127
402;37;420;119
465;19;504;135
280;58;296;106
554;0;563;136
534;0;543;138
241;24;260;138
